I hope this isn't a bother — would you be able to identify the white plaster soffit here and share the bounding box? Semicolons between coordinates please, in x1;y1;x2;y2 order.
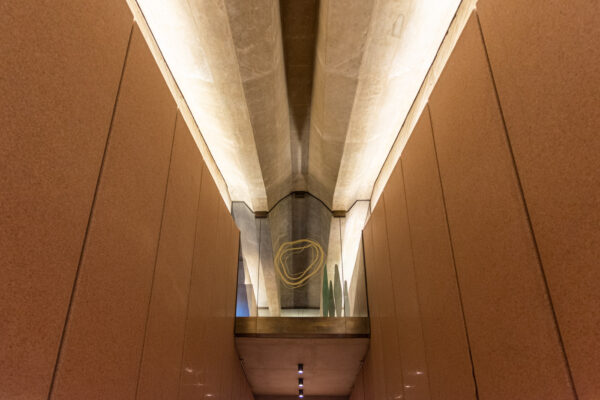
310;0;464;211
132;0;272;211
370;0;478;209
126;0;233;210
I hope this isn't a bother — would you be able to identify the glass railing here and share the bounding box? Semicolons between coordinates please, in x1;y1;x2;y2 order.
233;193;369;318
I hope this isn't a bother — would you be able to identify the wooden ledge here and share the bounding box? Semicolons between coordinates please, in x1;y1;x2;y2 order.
235;317;370;338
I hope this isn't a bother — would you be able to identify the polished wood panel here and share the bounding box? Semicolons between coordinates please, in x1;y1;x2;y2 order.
236;337;368;396
382;163;431;399
49;25;177;400
180;165;223;400
401;108;477;400
0;1;132;398
348;368;364;400
216;203;240;398
368;201;405;400
360;358;374;400
179;166;249;399
361;222;387;400
429;14;575;399
477;1;600;397
136;113;204;400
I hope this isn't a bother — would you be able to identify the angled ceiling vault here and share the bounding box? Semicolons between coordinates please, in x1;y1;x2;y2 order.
135;0;462;212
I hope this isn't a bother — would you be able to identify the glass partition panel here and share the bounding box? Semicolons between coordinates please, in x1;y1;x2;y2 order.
233;194;369;318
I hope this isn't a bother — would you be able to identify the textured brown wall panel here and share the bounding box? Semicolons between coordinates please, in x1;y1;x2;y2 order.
361;222;387;400
179;166;225;400
477;1;600;397
167;147;244;400
359;358;372;400
382;164;430;400
215;204;239;398
49;26;177;399
400;107;476;400
225;218;241;395
0;1;132;398
349;368;364;400
136;114;204;400
428;14;575;400
213;201;233;397
231;363;241;400
368;201;405;400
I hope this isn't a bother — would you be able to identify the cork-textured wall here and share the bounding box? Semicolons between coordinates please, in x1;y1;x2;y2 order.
0;1;132;398
351;1;598;399
476;1;600;398
0;2;253;399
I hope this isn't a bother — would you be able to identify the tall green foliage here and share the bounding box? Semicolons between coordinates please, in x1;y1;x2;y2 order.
328;281;335;318
333;264;342;317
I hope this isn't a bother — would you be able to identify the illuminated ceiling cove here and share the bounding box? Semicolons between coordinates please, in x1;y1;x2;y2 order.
133;0;463;212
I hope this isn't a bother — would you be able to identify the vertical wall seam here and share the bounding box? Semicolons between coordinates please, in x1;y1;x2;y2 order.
379;195;407;395
45;24;135;400
362;223;386;398
360;366;366;400
398;159;435;398
426;105;480;400
213;207;227;395
176;160;206;400
359;234;372;335
337;218;346;329
257;218;262;317
131;0;231;202
227;222;238;323
232;229;241;328
227;223;239;399
133;109;179;399
44;24;135;400
474;13;579;399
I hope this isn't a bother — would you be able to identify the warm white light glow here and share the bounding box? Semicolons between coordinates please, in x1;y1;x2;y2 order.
135;0;268;210
133;0;466;214
370;0;478;209
341;201;370;286
332;0;463;210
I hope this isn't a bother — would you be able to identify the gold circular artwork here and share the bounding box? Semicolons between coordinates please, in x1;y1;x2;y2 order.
274;239;325;288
